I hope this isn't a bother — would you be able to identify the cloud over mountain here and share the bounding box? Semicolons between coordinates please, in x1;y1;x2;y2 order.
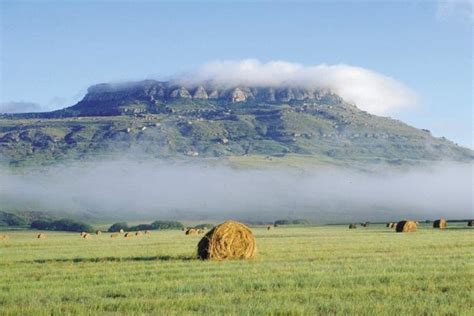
176;59;418;116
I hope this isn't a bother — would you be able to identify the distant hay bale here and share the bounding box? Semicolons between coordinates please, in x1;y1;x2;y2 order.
388;222;396;229
0;234;9;240
197;229;205;235
274;224;279;227
361;222;370;227
468;220;474;227
110;233;120;238
144;230;150;235
395;220;417;233
386;223;391;228
185;228;199;236
119;229;124;234
267;225;272;230
124;232;134;238
135;231;143;237
83;233;91;239
197;220;256;260
80;232;86;237
96;230;102;235
433;219;447;229
37;233;47;239
349;223;357;229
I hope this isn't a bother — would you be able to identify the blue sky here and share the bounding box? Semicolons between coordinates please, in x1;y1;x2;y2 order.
1;0;472;147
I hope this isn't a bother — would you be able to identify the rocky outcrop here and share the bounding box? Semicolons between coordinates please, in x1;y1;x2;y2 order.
193;86;208;99
230;88;247;102
81;80;340;104
169;87;192;99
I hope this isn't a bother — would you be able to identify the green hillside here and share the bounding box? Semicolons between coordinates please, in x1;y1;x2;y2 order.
1;81;472;167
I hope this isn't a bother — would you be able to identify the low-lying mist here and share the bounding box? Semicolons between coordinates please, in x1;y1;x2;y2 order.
1;160;472;223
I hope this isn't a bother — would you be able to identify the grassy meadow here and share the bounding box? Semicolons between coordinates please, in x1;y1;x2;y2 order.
0;223;473;315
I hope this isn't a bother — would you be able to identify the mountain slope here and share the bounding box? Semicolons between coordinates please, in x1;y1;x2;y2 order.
0;80;472;167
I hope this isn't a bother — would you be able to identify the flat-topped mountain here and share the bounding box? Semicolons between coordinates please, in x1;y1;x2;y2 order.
0;80;472;167
32;80;345;117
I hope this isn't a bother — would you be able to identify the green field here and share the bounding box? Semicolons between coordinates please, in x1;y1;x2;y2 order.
1;224;473;315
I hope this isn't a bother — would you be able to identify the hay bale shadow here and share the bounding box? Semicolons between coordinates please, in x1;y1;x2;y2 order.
30;255;194;264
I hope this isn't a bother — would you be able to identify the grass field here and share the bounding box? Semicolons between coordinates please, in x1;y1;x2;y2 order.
1;224;473;315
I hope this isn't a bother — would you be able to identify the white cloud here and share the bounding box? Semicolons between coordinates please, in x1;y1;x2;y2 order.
178;59;418;116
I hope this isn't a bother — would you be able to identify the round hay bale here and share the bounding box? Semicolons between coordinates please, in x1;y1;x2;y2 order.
124;232;134;238
349;223;357;229
433;218;447;229
0;234;9;240
197;229;205;235
96;230;102;236
468;220;473;227
274;224;279;228
267;225;272;230
395;220;417;233
119;229;124;234
135;231;143;237
37;233;47;239
185;228;198;236
83;233;91;239
80;232;86;237
386;223;391;228
110;233;120;238
197;220;256;260
144;230;150;235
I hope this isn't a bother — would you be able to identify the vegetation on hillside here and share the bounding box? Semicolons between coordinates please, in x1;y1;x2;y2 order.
30;218;93;232
108;220;184;232
274;219;312;225
1;82;472;167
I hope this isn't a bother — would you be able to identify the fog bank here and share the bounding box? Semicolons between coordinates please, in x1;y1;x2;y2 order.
1;160;472;223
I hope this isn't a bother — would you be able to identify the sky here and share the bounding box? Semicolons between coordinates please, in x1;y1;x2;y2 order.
0;0;472;147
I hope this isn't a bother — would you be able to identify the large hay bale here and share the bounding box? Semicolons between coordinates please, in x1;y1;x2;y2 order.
433;218;447;229
124;232;134;238
83;233;91;239
468;220;473;227
0;234;9;240
135;231;143;237
185;228;198;236
119;229;124;234
197;220;256;260
37;233;47;239
386;223;391;228
144;230;151;235
96;230;102;236
80;232;86;237
349;223;357;229
395;220;417;233
267;225;272;230
110;233;120;238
